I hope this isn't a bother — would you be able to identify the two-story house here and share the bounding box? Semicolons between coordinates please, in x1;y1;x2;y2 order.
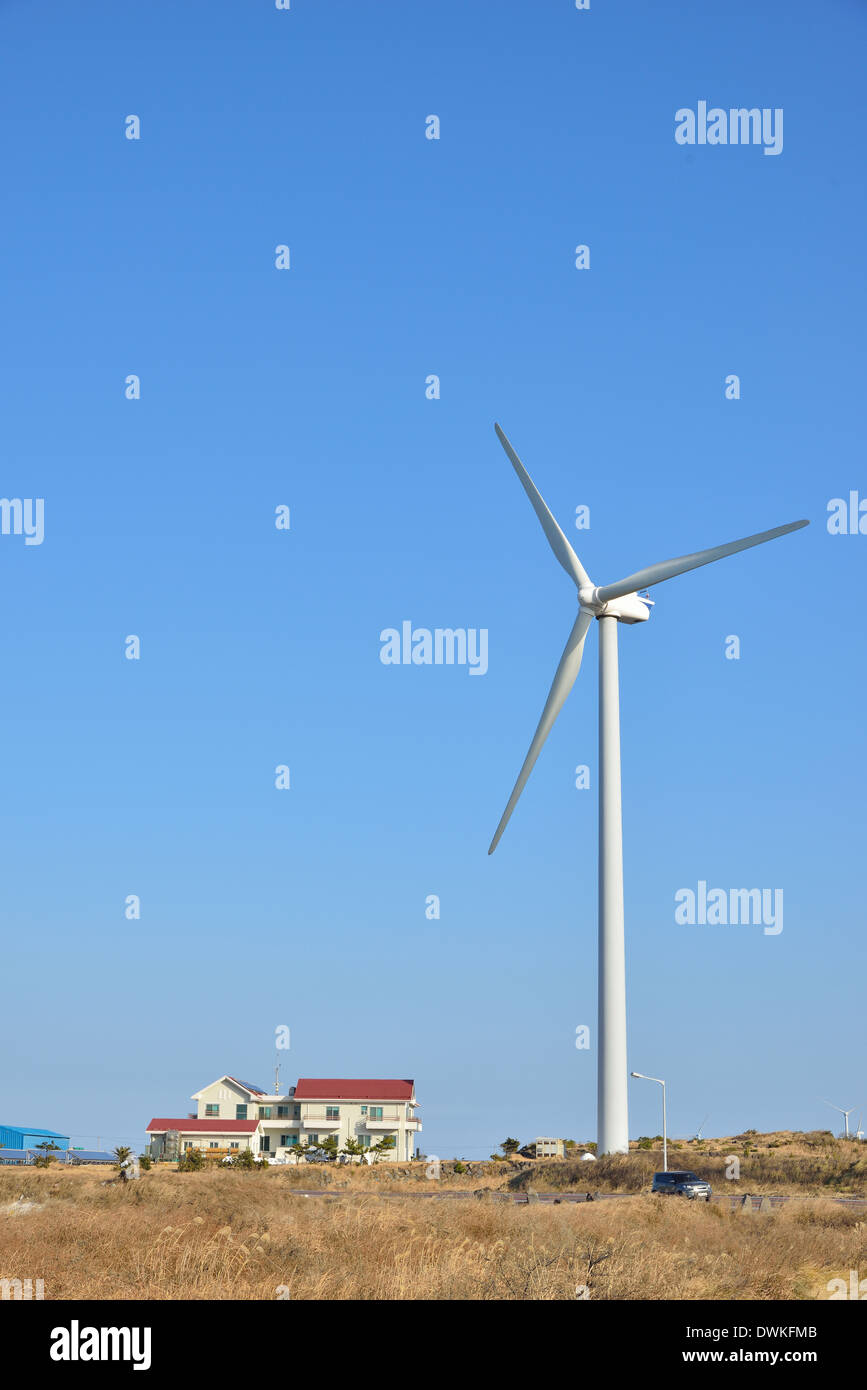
146;1074;421;1162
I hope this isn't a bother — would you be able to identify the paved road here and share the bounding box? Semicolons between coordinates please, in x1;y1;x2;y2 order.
284;1188;621;1204
715;1193;867;1210
282;1187;867;1208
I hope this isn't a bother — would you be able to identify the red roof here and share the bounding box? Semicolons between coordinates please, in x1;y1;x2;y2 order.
293;1079;414;1101
146;1118;259;1134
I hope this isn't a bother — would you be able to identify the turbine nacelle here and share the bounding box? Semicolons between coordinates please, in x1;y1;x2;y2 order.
579;585;654;624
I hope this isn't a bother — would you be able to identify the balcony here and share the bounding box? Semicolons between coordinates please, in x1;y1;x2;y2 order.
301;1113;342;1129
364;1111;420;1130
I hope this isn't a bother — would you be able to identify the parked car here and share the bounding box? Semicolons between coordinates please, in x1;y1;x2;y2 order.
651;1170;712;1201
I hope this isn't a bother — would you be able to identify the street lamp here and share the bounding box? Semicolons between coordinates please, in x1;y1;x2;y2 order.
631;1072;667;1172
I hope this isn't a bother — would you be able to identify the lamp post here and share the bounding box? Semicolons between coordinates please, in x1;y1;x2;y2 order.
631;1072;667;1172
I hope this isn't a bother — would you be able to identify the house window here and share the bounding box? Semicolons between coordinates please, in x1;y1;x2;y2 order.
360;1135;371;1148
209;1141;218;1148
183;1141;192;1151
259;1106;272;1119
370;1107;383;1120
277;1105;289;1118
205;1104;219;1117
235;1105;247;1120
230;1142;239;1150
281;1135;297;1147
326;1106;340;1119
308;1134;318;1144
261;1136;270;1152
361;1106;367;1115
293;1105;300;1118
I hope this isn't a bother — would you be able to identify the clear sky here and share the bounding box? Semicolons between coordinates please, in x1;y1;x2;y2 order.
1;0;864;1157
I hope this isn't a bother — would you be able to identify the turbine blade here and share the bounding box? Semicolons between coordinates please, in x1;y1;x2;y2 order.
488;609;593;854
495;423;591;590
595;519;809;604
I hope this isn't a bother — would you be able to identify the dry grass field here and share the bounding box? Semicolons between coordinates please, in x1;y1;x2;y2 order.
1;1132;865;1300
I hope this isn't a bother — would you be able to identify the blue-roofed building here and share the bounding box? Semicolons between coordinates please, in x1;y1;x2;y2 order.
63;1150;115;1166
0;1125;70;1152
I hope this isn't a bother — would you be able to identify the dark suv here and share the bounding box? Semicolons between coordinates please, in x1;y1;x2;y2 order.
651;1170;712;1201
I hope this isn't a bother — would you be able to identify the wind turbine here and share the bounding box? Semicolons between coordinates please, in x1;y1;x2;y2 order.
487;423;809;1155
823;1099;856;1139
693;1114;710;1142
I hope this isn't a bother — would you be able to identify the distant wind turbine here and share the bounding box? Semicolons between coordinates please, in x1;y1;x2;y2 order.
487;423;809;1155
823;1099;856;1139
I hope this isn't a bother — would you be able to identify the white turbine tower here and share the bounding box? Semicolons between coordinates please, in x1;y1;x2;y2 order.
823;1099;856;1139
487;423;809;1155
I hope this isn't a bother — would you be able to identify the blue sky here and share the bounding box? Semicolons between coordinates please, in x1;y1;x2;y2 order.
1;0;864;1157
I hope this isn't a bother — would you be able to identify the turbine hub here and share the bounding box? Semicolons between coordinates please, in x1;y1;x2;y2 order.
580;587;653;624
578;585;605;613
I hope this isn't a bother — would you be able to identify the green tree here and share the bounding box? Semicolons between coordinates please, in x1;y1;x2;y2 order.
177;1146;205;1171
500;1137;521;1156
138;1154;152;1171
371;1134;397;1163
341;1136;364;1162
33;1141;60;1168
230;1147;256;1169
318;1135;340;1161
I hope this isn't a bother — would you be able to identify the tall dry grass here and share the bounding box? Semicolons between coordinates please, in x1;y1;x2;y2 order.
507;1146;867;1196
1;1166;863;1300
